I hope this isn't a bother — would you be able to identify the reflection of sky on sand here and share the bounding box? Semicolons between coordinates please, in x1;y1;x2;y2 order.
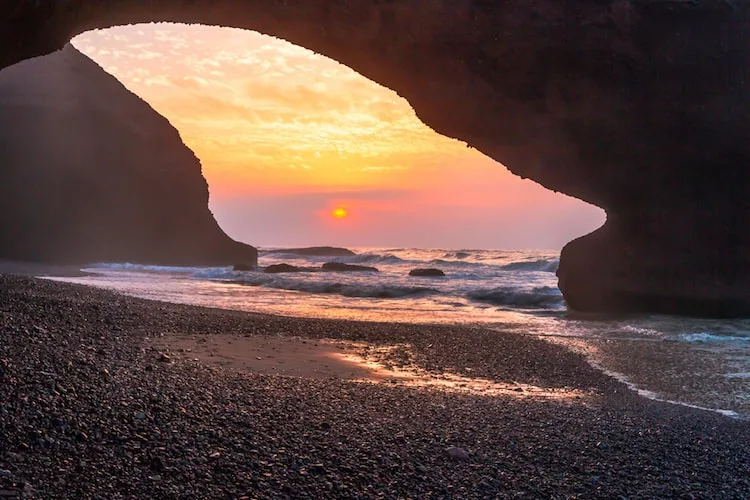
335;345;587;401
152;333;587;402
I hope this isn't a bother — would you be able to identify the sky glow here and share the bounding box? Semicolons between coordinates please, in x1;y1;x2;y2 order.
73;23;605;249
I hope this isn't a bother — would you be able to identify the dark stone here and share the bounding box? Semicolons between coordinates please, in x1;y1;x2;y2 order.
269;247;356;257
310;464;326;474
445;446;470;461
263;264;305;274
0;45;257;267
149;457;165;472
409;268;445;277
321;262;378;272
1;2;749;315
233;263;254;271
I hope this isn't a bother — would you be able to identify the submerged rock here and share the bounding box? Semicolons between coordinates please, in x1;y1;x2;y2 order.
321;262;378;272
409;268;445;277
264;264;306;274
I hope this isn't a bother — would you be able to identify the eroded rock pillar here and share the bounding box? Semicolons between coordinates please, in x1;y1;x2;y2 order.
558;207;750;317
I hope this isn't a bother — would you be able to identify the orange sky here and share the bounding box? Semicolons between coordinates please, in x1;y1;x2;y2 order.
73;23;604;249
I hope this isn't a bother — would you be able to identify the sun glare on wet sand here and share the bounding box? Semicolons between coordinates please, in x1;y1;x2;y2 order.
150;333;587;401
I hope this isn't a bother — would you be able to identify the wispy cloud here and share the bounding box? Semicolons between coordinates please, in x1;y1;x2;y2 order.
73;23;460;179
70;23;605;248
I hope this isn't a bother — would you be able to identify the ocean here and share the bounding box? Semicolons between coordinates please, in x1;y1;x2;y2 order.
48;247;750;419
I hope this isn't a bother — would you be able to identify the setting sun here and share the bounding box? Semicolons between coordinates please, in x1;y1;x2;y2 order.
332;207;348;219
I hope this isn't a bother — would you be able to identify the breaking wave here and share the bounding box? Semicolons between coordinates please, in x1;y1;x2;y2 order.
225;274;440;299
677;332;750;343
443;251;472;259
191;267;245;280
258;252;314;261
345;253;407;265
91;263;214;274
426;259;485;268
500;259;559;272
467;286;565;309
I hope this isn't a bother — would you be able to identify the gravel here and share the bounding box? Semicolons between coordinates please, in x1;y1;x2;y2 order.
0;274;748;498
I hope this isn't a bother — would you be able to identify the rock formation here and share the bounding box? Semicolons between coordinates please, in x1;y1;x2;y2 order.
264;264;308;274
409;269;446;277
0;45;257;266
1;1;749;314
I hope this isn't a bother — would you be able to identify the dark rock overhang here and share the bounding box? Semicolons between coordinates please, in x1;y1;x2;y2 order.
3;1;749;315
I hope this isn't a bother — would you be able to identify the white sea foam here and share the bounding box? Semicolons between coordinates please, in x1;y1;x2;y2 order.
443;251;471;259
238;277;440;299
677;332;750;343
585;359;743;420
466;286;564;309
91;262;219;274
500;259;559;272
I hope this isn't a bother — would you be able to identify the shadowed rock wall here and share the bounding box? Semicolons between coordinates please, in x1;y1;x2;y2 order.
1;1;749;314
0;45;257;266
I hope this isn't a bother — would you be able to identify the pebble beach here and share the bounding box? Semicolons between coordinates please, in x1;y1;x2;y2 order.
1;274;749;498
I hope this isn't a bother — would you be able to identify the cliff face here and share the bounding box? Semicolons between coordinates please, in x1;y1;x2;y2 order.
1;1;749;314
0;45;257;266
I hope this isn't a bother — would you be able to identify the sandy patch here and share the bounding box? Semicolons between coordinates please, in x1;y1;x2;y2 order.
150;333;383;380
150;333;586;400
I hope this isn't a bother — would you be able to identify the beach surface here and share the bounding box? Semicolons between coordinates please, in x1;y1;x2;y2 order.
1;274;749;498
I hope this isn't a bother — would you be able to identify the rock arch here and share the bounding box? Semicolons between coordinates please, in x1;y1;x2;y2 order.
3;1;749;315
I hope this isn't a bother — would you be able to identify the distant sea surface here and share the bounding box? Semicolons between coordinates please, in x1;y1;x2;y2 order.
49;248;750;419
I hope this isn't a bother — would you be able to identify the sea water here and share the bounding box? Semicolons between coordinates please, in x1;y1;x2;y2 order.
48;248;750;418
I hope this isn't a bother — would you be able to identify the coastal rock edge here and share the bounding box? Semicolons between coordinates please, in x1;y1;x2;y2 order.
0;45;257;266
1;2;749;314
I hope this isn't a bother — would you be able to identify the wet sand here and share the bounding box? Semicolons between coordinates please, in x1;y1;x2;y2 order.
153;333;587;400
151;334;380;380
1;274;749;498
547;335;750;416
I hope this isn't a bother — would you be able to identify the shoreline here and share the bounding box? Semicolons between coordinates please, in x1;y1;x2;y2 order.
1;274;749;497
44;263;750;419
538;334;749;420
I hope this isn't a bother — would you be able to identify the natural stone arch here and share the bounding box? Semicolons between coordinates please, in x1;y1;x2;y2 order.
3;1;749;316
